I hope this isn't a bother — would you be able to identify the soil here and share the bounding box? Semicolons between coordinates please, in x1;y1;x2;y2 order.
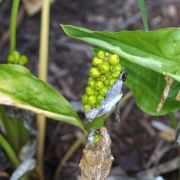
0;0;180;180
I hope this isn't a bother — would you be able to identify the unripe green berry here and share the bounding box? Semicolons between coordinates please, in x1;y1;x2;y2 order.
92;57;103;66
94;91;99;96
110;63;122;73
84;104;91;111
112;71;121;78
97;50;105;59
88;95;97;105
100;62;110;73
109;79;116;86
100;86;108;95
105;72;111;78
85;87;94;95
96;81;104;90
105;52;110;57
90;67;101;78
88;79;95;88
82;95;88;104
109;54;119;65
8;51;20;64
95;103;100;108
20;55;28;65
100;75;106;82
13;51;20;61
104;79;109;86
7;55;15;64
97;95;104;102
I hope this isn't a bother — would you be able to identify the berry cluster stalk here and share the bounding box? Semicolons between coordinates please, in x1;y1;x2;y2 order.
9;0;20;53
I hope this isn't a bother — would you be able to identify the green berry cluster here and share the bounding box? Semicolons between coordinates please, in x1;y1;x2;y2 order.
82;50;122;111
7;51;28;65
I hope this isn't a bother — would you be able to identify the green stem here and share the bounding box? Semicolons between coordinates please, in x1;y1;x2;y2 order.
138;0;149;31
0;133;20;167
85;115;105;133
168;112;178;129
9;0;20;53
37;0;51;176
54;133;87;179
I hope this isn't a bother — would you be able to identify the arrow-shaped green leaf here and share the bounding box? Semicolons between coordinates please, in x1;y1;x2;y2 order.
62;25;180;115
0;64;84;130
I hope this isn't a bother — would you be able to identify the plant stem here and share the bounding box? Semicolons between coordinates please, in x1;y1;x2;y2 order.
138;0;149;31
37;0;51;176
54;133;87;179
168;112;178;129
0;133;20;167
9;0;20;53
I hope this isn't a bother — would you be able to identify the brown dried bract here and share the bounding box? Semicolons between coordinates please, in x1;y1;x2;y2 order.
22;0;55;16
79;127;114;180
157;76;174;113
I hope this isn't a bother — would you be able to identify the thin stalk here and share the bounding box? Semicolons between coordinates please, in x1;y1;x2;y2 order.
37;0;51;176
9;0;20;53
0;133;20;167
54;134;87;179
138;0;149;31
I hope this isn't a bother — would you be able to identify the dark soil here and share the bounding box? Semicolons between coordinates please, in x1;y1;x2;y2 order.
0;0;180;180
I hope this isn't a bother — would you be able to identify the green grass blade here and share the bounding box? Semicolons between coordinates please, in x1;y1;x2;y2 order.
138;0;149;31
0;133;20;167
0;106;20;152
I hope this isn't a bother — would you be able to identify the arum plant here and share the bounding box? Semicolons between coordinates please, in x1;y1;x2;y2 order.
0;1;180;179
60;24;180;178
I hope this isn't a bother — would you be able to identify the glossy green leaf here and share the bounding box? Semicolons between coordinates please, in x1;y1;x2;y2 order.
62;25;180;115
0;64;84;130
124;60;180;115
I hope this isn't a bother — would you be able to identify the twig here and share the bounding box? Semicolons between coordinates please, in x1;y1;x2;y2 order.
145;141;177;168
138;156;180;177
54;133;86;180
